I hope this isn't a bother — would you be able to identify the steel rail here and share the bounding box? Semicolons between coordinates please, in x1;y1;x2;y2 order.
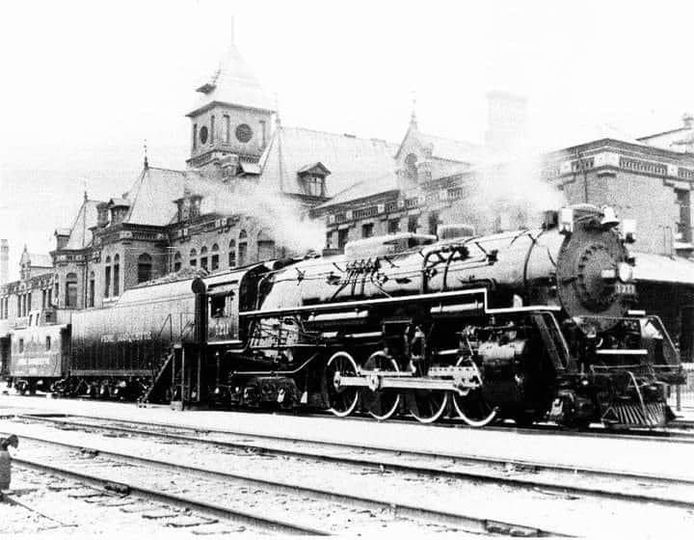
10;414;694;509
3;429;562;538
10;453;329;536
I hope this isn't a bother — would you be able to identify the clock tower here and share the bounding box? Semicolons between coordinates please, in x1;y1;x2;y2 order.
186;30;275;173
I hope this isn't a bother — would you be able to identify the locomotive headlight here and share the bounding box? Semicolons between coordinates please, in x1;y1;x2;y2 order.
559;207;574;234
617;262;634;283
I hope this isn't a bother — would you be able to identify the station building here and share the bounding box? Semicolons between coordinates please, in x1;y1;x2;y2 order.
1;35;693;364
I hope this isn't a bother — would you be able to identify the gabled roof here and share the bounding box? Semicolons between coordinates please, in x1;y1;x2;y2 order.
297;161;331;176
28;253;53;268
259;126;397;197
64;199;102;250
314;173;399;210
108;197;130;208
122;167;191;227
418;132;482;162
19;247;52;268
188;42;274;115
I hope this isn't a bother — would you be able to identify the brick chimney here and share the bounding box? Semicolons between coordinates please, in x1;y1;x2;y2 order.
484;91;528;155
0;239;8;286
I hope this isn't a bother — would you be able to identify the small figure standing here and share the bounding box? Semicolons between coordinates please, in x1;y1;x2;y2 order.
0;434;19;491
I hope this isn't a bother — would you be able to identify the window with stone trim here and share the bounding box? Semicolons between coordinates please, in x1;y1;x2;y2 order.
65;273;78;308
173;251;182;272
113;254;120;297
388;219;400;235
211;244;219;271
676;189;692;243
137;253;152;284
228;240;236;267
361;223;374;238
200;246;208;271
190;248;197;267
88;272;95;308
223;115;230;143
104;257;111;298
238;230;248;267
338;228;349;250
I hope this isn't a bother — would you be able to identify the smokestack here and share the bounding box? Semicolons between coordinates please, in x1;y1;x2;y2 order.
0;240;8;286
484;91;528;155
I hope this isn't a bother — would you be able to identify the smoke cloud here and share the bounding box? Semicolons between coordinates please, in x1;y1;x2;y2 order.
471;150;566;232
185;174;326;254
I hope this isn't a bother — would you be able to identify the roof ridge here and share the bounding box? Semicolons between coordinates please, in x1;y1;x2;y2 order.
419;131;479;145
148;166;186;174
282;125;397;145
637;127;689;140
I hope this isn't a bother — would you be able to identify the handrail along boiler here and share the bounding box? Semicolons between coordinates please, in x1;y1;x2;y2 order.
194;204;684;428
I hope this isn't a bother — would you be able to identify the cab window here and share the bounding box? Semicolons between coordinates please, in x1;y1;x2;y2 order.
210;295;227;318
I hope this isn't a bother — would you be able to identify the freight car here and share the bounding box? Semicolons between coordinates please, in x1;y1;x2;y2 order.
172;204;684;428
7;311;69;394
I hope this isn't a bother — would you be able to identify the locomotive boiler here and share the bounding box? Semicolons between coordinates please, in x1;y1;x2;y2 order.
196;204;683;428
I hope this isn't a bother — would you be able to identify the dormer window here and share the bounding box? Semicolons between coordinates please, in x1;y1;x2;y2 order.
190;195;202;219
297;162;330;198
108;199;130;225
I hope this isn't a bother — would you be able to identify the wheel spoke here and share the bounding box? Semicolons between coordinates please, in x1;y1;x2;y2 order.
363;351;401;421
452;355;498;427
325;352;359;417
409;391;448;423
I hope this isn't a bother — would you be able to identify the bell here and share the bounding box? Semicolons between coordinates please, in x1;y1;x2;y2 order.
601;206;620;228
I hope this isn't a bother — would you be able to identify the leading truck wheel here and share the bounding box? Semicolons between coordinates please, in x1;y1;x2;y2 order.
325;351;360;417
362;351;401;421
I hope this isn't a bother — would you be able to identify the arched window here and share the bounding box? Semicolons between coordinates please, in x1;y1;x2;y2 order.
405;152;418;181
104;256;111;298
137;253;152;283
65;272;78;308
200;246;208;271
189;248;197;267
173;251;182;272
88;271;95;308
54;274;60;305
228;239;236;267
211;243;219;271
113;254;120;297
257;230;276;261
238;230;248;267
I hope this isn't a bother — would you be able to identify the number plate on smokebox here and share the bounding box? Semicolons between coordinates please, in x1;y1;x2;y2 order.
615;283;636;295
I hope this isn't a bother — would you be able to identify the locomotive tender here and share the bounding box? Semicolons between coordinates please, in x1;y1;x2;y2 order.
5;204;685;429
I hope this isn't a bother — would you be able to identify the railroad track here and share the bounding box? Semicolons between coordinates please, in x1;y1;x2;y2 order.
7;413;694;513
6;393;694;444
0;419;570;538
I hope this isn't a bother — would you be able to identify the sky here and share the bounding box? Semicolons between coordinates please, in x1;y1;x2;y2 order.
1;0;693;280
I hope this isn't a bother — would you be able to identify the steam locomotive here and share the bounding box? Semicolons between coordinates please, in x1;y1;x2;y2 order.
6;204;685;428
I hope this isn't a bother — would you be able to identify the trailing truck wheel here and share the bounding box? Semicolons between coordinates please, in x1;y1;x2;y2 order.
362;351;401;421
409;391;449;424
325;352;360;417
